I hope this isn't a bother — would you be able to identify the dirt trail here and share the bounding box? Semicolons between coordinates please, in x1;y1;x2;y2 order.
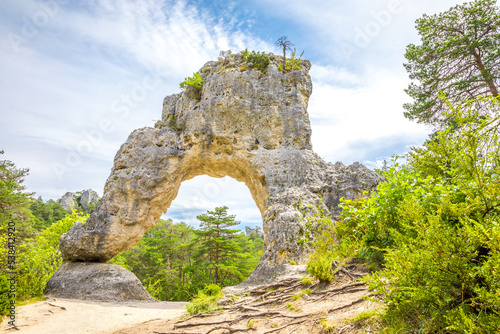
0;299;187;334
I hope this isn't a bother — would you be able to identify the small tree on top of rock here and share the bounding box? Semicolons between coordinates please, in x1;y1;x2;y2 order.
274;36;294;71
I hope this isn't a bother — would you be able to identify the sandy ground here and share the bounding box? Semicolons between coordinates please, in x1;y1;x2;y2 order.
0;298;187;334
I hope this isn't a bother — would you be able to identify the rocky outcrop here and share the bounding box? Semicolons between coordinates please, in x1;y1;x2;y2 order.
59;189;100;212
55;51;383;286
79;189;99;211
245;226;264;238
45;262;154;302
60;192;75;211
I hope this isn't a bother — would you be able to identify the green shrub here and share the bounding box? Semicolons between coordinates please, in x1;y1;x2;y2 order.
185;288;223;315
306;251;333;282
369;214;500;333
357;96;500;332
241;49;270;71
202;283;221;296
16;211;89;300
319;317;335;333
277;48;304;72
179;73;204;90
299;276;314;285
0;275;10;319
306;96;500;332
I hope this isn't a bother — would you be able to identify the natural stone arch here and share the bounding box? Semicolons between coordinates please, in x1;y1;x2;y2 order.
57;52;382;285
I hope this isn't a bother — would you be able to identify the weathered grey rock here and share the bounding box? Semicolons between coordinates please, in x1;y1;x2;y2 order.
58;52;383;283
79;189;99;211
45;262;154;302
245;226;264;238
59;192;75;211
59;190;100;212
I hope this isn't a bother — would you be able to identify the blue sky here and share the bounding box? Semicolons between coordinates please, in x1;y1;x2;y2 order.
0;0;471;228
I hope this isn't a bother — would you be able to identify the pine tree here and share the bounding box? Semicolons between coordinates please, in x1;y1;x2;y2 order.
0;150;37;241
192;206;243;285
403;0;500;127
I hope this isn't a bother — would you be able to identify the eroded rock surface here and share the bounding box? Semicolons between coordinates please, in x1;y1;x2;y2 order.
57;51;383;283
45;262;154;302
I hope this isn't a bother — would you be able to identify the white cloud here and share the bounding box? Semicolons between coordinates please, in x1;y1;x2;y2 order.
252;0;469;67
309;65;430;164
0;0;268;201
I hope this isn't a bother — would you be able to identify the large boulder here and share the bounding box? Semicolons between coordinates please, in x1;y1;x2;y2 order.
45;262;154;302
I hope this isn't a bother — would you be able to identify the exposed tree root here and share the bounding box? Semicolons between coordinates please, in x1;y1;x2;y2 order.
175;311;308;329
331;260;366;280
204;325;250;333
327;297;367;313
162;276;374;334
248;278;300;294
153;332;200;334
310;281;365;295
47;302;67;310
261;319;308;333
311;287;367;302
175;312;219;325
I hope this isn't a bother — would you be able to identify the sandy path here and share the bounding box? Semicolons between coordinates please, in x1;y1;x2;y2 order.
0;298;187;334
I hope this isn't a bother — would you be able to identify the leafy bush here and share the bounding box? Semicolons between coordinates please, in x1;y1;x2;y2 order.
202;283;221;296
324;96;500;332
185;287;223;315
306;251;333;282
179;73;204;90
0;275;10;319
241;49;270;71
16;211;88;300
299;276;314;285
277;48;304;73
305;206;359;280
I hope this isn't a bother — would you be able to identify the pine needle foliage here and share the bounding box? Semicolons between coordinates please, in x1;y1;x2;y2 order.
404;0;500;127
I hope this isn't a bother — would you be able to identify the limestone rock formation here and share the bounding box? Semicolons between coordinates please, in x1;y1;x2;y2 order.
79;189;99;211
45;262;154;302
245;226;264;238
60;192;75;211
58;189;100;212
56;51;383;284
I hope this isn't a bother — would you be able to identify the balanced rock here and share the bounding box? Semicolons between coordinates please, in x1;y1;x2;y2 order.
45;262;154;302
58;51;383;283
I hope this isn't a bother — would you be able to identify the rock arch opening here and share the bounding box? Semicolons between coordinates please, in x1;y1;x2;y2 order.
164;175;262;231
109;176;265;300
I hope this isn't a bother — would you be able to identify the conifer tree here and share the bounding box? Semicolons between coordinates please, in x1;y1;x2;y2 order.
0;150;37;240
192;206;243;285
404;0;500;127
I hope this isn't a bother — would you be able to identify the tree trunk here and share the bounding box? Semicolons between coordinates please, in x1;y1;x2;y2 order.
472;48;499;97
282;49;286;71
